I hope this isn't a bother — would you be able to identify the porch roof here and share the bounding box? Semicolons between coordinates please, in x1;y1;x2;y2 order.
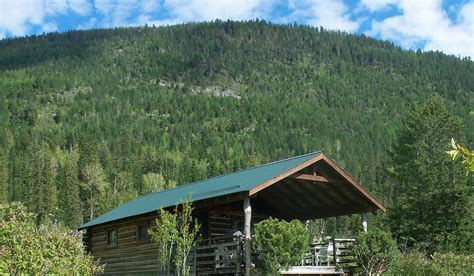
79;151;385;229
80;152;322;229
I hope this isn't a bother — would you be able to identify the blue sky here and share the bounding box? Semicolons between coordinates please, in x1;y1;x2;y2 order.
0;0;473;58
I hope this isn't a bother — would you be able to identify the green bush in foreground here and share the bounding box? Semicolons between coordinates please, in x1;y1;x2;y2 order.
353;228;474;275
252;218;310;275
0;202;103;274
387;250;474;275
433;252;474;275
387;250;439;275
353;229;398;275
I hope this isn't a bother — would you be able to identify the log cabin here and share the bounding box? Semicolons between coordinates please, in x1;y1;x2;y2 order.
79;151;385;275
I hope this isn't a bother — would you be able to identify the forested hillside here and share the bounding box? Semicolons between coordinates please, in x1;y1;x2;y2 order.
0;21;472;229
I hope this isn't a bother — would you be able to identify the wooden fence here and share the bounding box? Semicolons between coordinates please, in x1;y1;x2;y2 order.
189;235;244;275
190;237;356;275
301;238;357;271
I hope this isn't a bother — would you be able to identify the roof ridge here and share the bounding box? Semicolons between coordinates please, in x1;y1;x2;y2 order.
136;151;321;200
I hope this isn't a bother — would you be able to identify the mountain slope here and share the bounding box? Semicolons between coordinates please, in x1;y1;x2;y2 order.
0;21;472;226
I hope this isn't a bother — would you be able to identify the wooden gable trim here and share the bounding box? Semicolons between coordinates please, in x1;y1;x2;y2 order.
249;154;324;195
320;154;386;212
249;153;386;213
291;172;330;183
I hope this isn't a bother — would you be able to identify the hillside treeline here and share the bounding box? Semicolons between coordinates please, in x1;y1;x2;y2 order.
0;21;472;237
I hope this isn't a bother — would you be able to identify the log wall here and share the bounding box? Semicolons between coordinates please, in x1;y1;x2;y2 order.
88;213;162;274
86;206;248;274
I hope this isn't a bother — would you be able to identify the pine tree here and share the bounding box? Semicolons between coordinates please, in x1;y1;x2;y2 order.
27;138;57;224
57;151;83;228
389;96;472;252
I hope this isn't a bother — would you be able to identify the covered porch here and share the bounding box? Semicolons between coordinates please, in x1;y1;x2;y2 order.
190;154;384;275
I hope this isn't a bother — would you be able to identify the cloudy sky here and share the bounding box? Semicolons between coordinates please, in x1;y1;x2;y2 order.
0;0;473;58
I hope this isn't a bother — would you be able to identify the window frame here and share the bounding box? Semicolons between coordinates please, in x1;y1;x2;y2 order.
106;228;118;248
136;223;150;243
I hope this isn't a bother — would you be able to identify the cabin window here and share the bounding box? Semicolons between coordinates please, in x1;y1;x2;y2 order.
137;224;148;241
107;229;118;247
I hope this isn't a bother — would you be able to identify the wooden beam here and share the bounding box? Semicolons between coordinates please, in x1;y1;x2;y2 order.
249;153;324;195
193;192;246;209
210;208;270;219
291;172;330;183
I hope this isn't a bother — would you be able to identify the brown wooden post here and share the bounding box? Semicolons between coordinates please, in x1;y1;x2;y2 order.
244;195;252;276
332;238;337;267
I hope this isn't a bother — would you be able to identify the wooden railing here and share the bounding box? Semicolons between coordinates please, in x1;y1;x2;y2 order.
189;235;244;275
301;238;357;271
189;237;356;275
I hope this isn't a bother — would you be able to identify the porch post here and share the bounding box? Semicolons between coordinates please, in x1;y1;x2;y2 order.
361;213;368;233
244;195;252;276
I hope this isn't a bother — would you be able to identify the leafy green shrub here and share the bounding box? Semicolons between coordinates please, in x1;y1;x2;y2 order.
432;252;474;275
353;229;398;275
387;250;439;275
387;251;474;275
252;218;310;275
0;202;102;274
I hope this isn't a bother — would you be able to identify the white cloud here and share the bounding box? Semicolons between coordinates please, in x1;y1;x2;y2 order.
78;17;98;29
359;0;398;11
0;0;92;37
69;0;93;16
370;0;474;58
0;0;45;36
460;1;474;32
45;0;69;15
285;0;360;32
41;21;58;33
94;0;268;29
140;0;160;13
162;0;265;22
94;0;143;27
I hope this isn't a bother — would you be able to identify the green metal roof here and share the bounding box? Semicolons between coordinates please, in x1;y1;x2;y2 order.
79;151;321;229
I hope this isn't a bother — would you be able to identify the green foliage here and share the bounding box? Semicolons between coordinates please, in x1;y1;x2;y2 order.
447;138;474;175
431;252;474;275
149;195;200;276
387;250;439;275
80;162;108;220
0;202;102;274
56;150;82;228
353;229;398;275
142;172;177;194
0;147;7;204
149;207;178;274
388;251;474;275
389;96;473;252
252;218;310;275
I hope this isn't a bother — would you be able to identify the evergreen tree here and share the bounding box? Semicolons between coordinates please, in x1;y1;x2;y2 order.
389;96;472;252
57;151;82;228
26;138;57;223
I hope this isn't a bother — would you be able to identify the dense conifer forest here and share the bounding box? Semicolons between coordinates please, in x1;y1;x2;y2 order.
0;20;472;235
